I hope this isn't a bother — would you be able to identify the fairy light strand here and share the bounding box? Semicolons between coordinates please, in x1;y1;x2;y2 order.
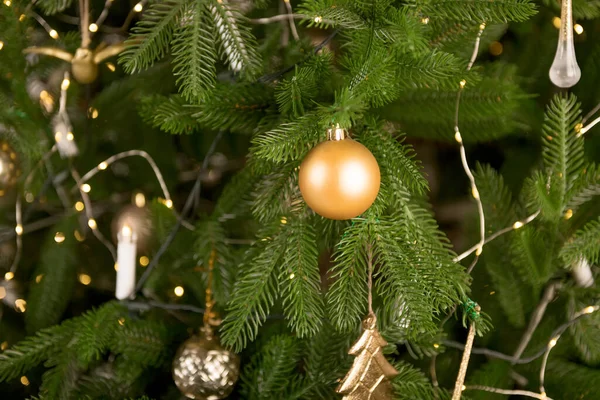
454;210;540;262
444;304;599;399
70;167;117;260
134;131;225;294
282;0;300;41
454;23;487;270
75;150;193;230
9;194;23;273
29;11;59;39
465;386;552;400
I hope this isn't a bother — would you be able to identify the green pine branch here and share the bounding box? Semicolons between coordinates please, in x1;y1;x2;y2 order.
510;227;556;296
0;321;75;382
560;218;600;266
416;0;537;23
25;217;79;333
250;113;322;163
357;121;428;197
475;165;529;327
541;94;583;212
251;162;300;223
326;219;370;332
567;163;600;213
568;295;600;366
392;361;453;399
299;0;367;29
210;0;262;77
239;335;301;399
172;1;218;101
195;218;236;305
138;94;201;135
220;225;287;351
36;0;74;15
120;0;185;73
279;218;324;338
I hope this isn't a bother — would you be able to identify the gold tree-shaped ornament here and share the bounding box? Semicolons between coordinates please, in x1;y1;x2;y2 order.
337;313;399;400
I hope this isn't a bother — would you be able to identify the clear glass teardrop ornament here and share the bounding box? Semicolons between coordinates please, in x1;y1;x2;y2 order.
549;0;581;88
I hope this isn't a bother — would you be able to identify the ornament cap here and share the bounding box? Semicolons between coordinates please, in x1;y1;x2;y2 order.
327;124;347;141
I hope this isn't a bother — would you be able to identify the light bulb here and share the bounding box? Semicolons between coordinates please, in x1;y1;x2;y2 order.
549;0;581;88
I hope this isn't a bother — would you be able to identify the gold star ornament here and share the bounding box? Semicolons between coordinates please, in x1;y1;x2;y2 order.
23;43;124;84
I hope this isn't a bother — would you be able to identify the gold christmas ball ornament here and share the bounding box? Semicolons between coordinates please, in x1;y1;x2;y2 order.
299;127;380;220
172;330;240;399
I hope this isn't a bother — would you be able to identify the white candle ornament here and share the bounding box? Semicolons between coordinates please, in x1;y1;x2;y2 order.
549;0;581;88
116;224;137;300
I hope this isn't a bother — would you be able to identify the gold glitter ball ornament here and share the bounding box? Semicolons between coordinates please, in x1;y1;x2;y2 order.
298;127;380;220
172;331;240;399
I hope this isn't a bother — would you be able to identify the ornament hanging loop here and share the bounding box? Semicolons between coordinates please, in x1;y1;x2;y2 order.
327;124;347;141
201;249;220;339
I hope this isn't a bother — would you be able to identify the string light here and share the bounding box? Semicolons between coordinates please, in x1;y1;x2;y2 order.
133;2;143;12
98;162;108;170
81;183;91;193
0;41;4;50
106;62;116;72
61;78;70;91
564;209;573;219
289;273;295;279
513;221;524;229
88;107;99;119
421;17;429;24
20;376;29;386
39;90;54;112
583;305;598;314
74;230;85;242
54;232;65;243
0;341;7;350
139;256;149;266
0;287;5;299
15;299;26;312
574;24;583;35
174;286;185;297
134;192;146;208
552;17;561;29
548;337;558;348
454;131;463;143
78;273;91;285
164;199;173;209
118;317;125;326
88;23;98;32
49;29;59;39
433;343;440;349
313;16;322;23
88;218;97;229
18;13;25;21
75;201;84;211
114;263;119;271
459;79;467;88
280;217;287;225
3;0;11;6
15;224;23;235
35;274;43;283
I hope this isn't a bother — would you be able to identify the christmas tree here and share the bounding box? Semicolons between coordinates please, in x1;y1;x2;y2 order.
0;0;599;399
